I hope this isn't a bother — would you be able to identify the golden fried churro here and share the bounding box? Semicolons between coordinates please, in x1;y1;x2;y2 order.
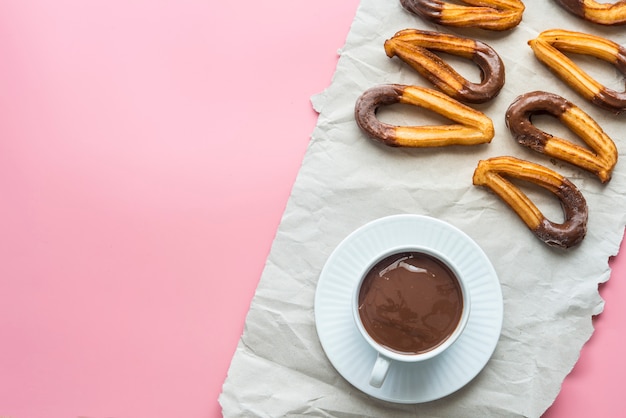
528;29;626;113
473;156;588;249
400;0;525;31
555;0;626;25
505;91;618;183
354;84;494;147
384;29;505;103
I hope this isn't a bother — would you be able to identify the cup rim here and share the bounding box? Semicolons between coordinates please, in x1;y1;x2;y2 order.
352;244;471;363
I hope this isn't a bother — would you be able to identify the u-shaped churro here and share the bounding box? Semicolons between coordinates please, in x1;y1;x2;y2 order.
555;0;626;25
400;0;525;31
473;156;588;249
529;29;626;113
505;91;618;183
384;29;505;104
355;84;494;147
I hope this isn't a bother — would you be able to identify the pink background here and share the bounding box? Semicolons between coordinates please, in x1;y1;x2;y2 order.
0;1;624;417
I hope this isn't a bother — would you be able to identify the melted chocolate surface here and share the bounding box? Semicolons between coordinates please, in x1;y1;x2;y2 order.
358;251;463;354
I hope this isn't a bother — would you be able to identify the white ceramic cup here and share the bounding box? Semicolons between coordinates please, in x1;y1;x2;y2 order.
352;245;471;388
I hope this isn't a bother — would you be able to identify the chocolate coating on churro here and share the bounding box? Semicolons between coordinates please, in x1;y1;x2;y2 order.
535;180;588;249
506;91;570;153
354;85;400;145
594;86;626;112
384;29;505;104
557;0;586;16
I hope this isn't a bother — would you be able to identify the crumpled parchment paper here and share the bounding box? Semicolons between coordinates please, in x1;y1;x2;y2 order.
220;1;626;416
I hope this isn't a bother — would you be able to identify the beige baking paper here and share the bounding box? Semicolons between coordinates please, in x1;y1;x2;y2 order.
220;1;626;416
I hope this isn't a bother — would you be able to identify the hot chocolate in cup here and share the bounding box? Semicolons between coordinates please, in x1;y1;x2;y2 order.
352;245;471;388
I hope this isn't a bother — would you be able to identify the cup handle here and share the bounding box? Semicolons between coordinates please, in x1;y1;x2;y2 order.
369;354;391;388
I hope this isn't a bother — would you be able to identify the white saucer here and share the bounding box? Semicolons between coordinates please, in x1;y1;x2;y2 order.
314;214;503;404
